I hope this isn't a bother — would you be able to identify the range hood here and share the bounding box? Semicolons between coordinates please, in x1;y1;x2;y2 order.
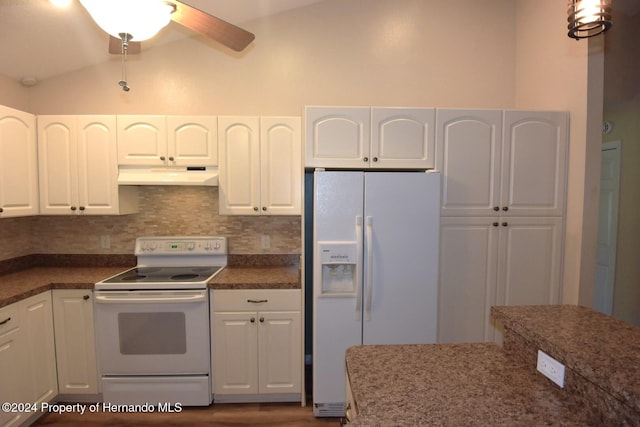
118;166;218;186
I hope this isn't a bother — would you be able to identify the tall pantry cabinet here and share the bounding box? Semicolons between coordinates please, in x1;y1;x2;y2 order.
436;109;568;343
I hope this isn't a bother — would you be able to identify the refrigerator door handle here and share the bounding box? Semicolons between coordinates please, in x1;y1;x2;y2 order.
354;216;363;320
364;216;374;321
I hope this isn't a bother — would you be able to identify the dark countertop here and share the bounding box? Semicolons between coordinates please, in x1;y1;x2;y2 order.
492;304;640;416
0;259;300;308
345;343;590;426
0;266;128;308
208;265;300;290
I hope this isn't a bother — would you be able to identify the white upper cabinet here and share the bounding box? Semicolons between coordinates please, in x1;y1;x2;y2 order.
371;107;435;169
168;116;218;166
219;116;301;216
436;109;502;216
305;106;435;169
0;106;39;218
38;115;138;215
118;115;218;166
501;111;568;217
305;107;369;168
436;109;568;217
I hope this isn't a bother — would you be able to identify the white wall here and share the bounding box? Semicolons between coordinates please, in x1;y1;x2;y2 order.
0;74;30;111
26;0;517;115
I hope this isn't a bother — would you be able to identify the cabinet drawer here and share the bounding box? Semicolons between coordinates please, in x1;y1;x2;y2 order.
212;289;300;312
0;303;19;337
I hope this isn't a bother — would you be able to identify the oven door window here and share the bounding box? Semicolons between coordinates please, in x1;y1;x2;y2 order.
118;312;187;355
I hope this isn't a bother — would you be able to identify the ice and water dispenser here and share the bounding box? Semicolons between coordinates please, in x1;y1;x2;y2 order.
317;242;358;295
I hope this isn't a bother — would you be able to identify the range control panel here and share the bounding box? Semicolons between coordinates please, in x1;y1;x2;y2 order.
135;236;227;256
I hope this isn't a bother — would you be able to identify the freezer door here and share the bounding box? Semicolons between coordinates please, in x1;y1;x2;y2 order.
312;171;364;408
362;172;440;344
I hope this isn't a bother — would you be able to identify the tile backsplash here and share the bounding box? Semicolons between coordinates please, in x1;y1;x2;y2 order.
0;186;301;261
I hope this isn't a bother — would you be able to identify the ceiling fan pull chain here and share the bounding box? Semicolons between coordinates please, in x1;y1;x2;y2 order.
118;32;131;92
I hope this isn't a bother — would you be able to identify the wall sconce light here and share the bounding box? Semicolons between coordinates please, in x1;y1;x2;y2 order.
567;0;612;39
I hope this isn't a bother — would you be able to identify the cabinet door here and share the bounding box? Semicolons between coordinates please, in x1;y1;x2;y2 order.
77;116;119;215
258;311;301;394
371;107;435;169
438;217;499;343
436;109;502;216
260;117;301;215
218;117;261;215
496;217;563;306
20;292;58;406
38;116;78;215
212;312;258;395
0;304;28;427
501;111;568;216
52;290;98;395
167;116;218;166
305;107;370;168
0;106;38;218
117;116;167;165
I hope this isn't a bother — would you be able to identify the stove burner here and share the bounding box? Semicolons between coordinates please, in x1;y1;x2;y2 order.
171;274;200;281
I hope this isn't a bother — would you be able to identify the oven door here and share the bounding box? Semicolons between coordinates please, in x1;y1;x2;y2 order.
94;289;210;375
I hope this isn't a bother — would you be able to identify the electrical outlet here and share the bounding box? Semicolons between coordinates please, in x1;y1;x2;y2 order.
100;235;111;249
261;235;270;250
537;350;565;388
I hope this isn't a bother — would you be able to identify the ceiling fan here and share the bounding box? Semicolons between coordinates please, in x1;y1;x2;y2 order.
79;0;255;53
78;0;255;90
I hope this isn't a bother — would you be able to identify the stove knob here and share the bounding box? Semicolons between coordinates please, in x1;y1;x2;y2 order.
187;242;195;251
214;241;221;250
205;242;212;251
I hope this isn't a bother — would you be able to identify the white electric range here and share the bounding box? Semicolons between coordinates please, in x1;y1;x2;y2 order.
94;236;227;406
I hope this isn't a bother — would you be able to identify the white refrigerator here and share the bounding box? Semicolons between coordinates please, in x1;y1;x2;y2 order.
312;170;440;417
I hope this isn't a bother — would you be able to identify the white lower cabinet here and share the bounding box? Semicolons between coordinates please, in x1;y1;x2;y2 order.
211;289;302;402
52;289;99;396
438;216;563;343
0;292;57;427
0;303;27;427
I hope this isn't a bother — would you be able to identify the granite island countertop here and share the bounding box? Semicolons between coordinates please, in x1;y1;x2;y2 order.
345;343;590;426
346;305;640;426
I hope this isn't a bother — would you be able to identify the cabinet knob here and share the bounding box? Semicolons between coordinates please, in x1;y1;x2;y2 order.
502;222;508;227
363;157;369;162
70;206;77;211
169;156;175;161
259;317;265;323
493;222;499;227
262;206;267;211
502;206;509;211
83;295;90;301
373;157;378;162
493;206;500;211
160;156;166;161
253;206;259;211
79;206;85;211
250;317;256;323
0;207;3;213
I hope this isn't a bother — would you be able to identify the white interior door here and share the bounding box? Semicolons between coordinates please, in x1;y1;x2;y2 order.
594;141;621;315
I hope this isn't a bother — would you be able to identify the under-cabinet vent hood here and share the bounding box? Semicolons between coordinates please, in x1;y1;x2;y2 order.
118;166;218;186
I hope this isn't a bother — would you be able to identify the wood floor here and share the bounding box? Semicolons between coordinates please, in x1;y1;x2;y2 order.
34;402;340;426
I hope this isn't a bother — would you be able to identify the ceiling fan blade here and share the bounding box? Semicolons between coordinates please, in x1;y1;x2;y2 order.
170;1;255;52
109;36;142;54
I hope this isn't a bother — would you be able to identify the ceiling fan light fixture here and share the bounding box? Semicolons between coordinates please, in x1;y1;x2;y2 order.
567;0;612;39
79;0;175;42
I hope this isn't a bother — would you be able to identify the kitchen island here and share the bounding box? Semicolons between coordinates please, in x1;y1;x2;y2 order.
345;305;640;426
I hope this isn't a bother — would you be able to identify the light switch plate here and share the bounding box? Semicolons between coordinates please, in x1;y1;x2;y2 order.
537;350;565;387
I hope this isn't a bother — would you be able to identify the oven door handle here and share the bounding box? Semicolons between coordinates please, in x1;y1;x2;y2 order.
94;293;207;304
